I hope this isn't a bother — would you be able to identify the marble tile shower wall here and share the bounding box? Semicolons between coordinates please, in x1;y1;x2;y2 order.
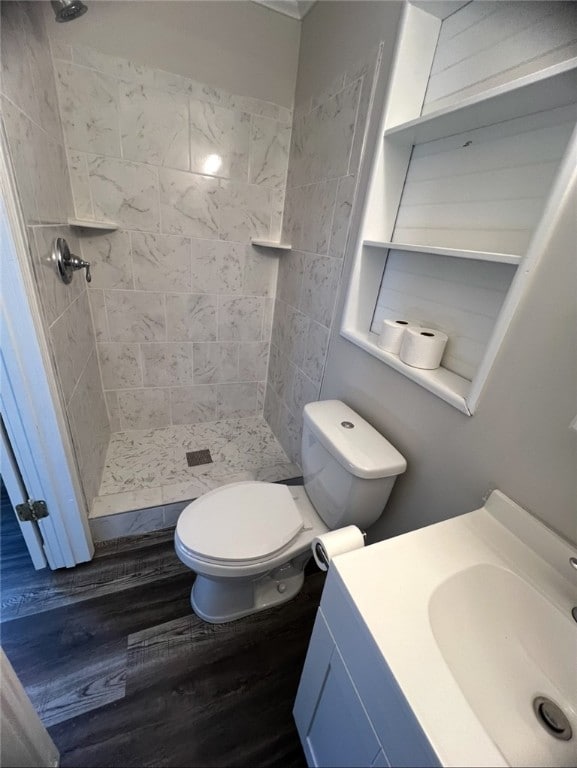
264;47;382;463
49;42;292;431
1;1;109;507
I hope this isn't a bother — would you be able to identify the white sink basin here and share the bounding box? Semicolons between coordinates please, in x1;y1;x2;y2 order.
330;490;577;767
430;563;576;767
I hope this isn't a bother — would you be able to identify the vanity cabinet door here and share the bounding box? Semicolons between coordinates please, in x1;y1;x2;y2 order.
294;612;384;768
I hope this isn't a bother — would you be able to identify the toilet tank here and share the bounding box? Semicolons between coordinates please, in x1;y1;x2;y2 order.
302;401;407;530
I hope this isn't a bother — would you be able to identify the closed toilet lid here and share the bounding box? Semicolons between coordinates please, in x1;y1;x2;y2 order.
176;481;304;563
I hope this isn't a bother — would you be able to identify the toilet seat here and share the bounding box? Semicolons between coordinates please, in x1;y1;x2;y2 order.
176;481;304;565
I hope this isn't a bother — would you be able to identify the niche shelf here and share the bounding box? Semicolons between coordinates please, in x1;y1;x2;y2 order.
384;58;577;146
250;238;292;250
68;218;118;231
363;240;521;265
341;327;471;414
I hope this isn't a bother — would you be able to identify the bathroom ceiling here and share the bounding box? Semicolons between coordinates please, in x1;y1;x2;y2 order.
252;1;316;20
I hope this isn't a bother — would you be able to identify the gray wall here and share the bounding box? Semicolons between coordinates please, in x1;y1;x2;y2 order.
293;0;577;545
46;0;300;107
320;72;577;546
295;0;403;105
324;167;577;545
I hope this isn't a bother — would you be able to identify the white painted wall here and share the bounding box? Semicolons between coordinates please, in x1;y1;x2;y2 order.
46;0;300;107
294;0;403;105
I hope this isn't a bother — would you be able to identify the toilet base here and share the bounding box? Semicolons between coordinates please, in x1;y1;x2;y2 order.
190;555;309;624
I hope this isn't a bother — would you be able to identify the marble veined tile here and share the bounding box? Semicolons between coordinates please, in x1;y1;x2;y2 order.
170;385;217;425
159;168;220;239
287;369;320;419
193;342;239;385
71;45;156;88
299;254;342;329
218;296;264;342
328;174;356;260
79;230;133;290
166;294;217;342
120;83;189;170
105;290;165;342
190;239;244;295
217;382;258;419
88;156;160;231
238;342;269;382
243;247;278;298
216;180;271;243
55;60;121;156
117;388;170;431
249;116;290;191
132;232;191;292
97;342;142;390
89;507;166;541
189;99;251;181
88;289;108;341
289;79;361;188
141;342;193;388
49;291;94;405
1;2;39;125
300;179;339;256
67;152;94;220
91;487;162;518
303;321;330;386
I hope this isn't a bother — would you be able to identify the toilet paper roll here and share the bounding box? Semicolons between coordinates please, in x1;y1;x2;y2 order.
312;526;365;572
399;326;448;370
377;319;411;355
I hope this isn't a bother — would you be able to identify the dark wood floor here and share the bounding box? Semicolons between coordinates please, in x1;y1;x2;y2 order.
0;486;324;767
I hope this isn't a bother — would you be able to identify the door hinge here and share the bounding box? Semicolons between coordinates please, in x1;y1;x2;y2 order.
15;499;48;522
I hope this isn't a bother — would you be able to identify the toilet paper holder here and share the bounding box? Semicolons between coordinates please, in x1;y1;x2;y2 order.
314;531;366;570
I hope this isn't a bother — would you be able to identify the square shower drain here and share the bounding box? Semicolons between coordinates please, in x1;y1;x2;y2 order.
186;449;213;467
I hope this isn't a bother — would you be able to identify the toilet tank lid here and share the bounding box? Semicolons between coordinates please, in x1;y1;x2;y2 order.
303;401;407;480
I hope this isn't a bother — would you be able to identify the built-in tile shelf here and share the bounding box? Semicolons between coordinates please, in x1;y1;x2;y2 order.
250;238;292;250
67;218;118;231
384;58;577;146
363;240;521;265
341;328;471;415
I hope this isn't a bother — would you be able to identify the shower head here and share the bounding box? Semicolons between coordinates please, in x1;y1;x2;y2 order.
51;0;87;22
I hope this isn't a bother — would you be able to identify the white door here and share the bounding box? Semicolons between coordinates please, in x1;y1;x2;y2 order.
0;649;59;768
1;415;47;569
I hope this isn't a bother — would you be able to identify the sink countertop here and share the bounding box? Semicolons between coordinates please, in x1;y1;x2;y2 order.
330;491;577;768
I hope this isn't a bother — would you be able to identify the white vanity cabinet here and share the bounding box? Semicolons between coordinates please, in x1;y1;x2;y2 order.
294;570;440;768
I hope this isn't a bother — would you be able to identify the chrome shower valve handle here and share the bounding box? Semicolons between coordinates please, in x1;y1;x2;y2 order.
53;237;91;284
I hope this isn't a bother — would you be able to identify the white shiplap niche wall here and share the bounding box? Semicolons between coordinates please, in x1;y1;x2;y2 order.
392;104;577;254
340;0;577;414
423;1;577;114
370;252;516;381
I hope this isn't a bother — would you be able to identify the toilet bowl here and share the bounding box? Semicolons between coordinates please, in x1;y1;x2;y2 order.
175;400;407;623
175;482;328;623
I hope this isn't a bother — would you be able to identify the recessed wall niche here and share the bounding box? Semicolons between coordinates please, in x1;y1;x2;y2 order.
341;0;577;414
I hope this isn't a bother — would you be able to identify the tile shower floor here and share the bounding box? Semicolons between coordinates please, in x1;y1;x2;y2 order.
91;416;300;521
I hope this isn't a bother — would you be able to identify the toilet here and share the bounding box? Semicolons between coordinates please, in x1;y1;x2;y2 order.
174;400;406;623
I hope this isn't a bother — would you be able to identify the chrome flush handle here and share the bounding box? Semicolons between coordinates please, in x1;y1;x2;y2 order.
53;237;91;284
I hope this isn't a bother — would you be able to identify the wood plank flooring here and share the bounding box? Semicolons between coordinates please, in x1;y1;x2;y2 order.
0;486;323;766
